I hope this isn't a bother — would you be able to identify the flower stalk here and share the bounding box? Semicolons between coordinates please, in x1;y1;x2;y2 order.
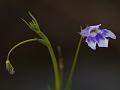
25;12;61;90
7;38;39;61
57;46;64;85
47;44;61;90
65;36;83;90
6;12;61;90
6;38;40;74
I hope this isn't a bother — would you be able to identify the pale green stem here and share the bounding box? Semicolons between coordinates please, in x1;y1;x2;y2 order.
37;32;61;90
48;44;61;90
21;13;61;90
65;36;83;90
57;46;64;85
7;38;39;60
6;37;61;90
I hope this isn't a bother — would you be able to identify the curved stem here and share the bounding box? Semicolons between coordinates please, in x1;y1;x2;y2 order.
6;37;61;90
48;44;61;90
65;36;83;90
37;32;61;90
7;38;39;60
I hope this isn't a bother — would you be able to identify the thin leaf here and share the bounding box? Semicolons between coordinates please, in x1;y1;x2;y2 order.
21;18;32;30
28;11;40;31
28;11;38;24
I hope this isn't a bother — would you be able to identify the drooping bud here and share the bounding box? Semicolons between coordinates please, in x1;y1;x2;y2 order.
6;60;15;75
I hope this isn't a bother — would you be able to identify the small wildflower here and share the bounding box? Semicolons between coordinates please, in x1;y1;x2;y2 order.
80;24;116;50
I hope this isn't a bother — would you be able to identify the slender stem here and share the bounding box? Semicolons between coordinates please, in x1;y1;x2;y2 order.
21;13;61;90
6;37;61;90
48;44;61;90
65;36;83;90
7;38;39;60
37;32;61;90
57;46;64;85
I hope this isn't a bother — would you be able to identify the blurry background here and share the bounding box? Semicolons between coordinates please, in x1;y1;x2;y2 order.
0;0;120;90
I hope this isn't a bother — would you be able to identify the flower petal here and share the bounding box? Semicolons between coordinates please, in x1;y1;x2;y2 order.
95;33;105;42
80;28;90;37
86;37;96;50
97;38;109;47
89;24;101;29
80;24;116;50
88;24;101;32
101;29;116;39
80;24;101;37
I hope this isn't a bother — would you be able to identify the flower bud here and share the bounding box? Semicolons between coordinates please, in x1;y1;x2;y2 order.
6;60;15;75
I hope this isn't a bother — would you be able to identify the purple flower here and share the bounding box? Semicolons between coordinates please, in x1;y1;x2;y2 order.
80;24;116;50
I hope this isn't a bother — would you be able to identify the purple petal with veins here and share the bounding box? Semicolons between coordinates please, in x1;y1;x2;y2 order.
79;24;116;50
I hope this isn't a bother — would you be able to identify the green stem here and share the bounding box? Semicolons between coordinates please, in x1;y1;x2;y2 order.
37;32;61;90
7;38;39;60
6;37;61;90
48;44;61;90
20;13;60;90
65;36;83;90
57;46;64;85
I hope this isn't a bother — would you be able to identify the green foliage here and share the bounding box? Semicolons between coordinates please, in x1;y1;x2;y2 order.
22;12;40;33
6;12;61;90
22;12;48;41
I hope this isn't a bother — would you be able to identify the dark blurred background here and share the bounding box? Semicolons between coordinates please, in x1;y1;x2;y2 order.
0;0;120;90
